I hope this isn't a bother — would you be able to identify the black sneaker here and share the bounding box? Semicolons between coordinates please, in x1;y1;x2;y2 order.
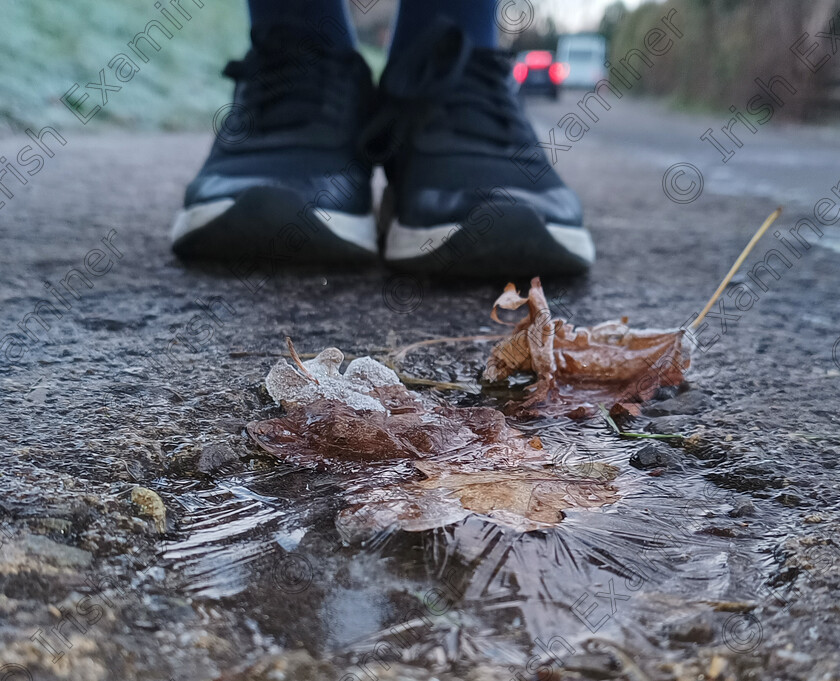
171;23;378;264
366;20;595;276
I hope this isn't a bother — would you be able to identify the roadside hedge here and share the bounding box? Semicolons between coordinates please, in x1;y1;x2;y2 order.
608;0;840;120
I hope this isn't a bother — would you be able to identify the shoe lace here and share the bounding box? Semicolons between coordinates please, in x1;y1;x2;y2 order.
223;23;361;133
363;19;530;163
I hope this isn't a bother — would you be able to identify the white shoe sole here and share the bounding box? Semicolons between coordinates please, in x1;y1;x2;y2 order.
171;194;378;259
384;220;596;265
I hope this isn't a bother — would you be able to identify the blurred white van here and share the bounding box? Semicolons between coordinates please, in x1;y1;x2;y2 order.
556;34;608;89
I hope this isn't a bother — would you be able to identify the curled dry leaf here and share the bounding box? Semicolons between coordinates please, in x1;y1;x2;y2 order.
248;347;621;534
484;277;690;417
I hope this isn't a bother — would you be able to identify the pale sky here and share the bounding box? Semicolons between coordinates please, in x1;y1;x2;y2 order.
538;0;664;32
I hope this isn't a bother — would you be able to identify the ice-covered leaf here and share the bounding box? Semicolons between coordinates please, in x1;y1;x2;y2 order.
338;464;620;535
252;350;541;465
249;348;621;534
248;398;529;465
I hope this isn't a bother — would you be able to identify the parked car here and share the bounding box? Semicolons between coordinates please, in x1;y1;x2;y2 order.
512;50;569;100
555;34;608;89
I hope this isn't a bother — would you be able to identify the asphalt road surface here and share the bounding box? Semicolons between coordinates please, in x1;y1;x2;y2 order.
1;94;839;681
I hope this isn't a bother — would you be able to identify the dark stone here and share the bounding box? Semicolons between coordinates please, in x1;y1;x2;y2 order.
197;444;240;474
643;391;713;417
666;615;715;644
653;385;680;401
699;525;739;538
630;442;681;470
729;498;756;518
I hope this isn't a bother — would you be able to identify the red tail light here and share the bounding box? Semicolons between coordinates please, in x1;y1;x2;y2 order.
525;51;553;69
549;62;570;85
513;63;529;84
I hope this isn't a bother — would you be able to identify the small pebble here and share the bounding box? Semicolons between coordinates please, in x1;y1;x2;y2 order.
131;487;167;533
708;654;726;678
729;498;756;518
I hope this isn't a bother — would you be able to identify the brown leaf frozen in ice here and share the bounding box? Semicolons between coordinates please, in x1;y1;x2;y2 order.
338;463;620;536
247;399;526;465
484;278;690;417
249;350;540;466
419;468;618;528
250;346;622;536
248;399;425;463
336;488;471;538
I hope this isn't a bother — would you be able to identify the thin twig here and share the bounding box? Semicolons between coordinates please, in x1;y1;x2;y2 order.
597;404;684;440
378;356;481;393
285;337;319;384
692;207;782;329
394;372;480;394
